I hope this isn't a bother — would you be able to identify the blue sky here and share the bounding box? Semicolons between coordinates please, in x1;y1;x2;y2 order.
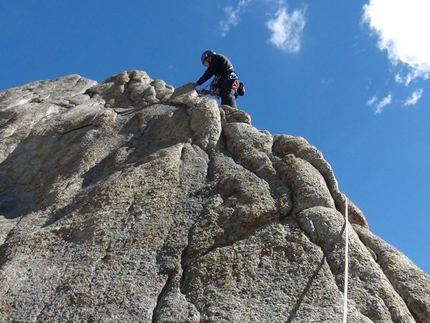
1;0;429;274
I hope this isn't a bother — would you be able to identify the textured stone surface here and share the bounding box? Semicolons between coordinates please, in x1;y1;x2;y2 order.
0;70;429;322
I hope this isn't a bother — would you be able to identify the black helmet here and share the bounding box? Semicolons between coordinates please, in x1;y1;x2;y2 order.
201;50;216;64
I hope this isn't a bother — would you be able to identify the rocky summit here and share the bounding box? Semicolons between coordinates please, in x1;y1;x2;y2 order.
0;70;429;323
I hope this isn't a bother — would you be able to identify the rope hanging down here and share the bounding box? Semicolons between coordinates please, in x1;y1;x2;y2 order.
342;194;349;323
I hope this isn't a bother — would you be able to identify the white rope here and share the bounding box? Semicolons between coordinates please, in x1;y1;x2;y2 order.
342;194;349;323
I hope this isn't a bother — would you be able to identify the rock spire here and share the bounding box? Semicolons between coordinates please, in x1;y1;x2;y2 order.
0;71;429;322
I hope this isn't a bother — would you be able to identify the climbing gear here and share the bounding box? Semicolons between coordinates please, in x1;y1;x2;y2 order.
201;50;216;65
197;72;244;99
237;82;245;96
222;72;245;97
207;74;222;97
232;80;239;90
197;77;220;97
343;194;349;323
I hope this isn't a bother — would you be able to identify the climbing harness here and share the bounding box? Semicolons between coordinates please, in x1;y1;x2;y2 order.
197;72;244;98
343;194;349;323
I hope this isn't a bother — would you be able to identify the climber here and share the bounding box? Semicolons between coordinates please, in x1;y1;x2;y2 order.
192;50;243;109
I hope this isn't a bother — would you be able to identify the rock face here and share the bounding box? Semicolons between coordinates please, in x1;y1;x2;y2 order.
0;70;429;323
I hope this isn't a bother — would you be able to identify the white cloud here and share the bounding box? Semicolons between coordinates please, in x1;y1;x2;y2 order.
266;6;306;53
394;74;402;84
366;96;377;106
219;0;252;37
404;88;423;106
362;0;430;81
394;73;412;86
375;93;392;114
367;93;392;114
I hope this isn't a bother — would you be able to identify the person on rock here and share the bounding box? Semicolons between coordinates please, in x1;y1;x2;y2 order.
192;50;241;109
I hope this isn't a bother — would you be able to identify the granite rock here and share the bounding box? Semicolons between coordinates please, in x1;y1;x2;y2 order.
0;70;429;323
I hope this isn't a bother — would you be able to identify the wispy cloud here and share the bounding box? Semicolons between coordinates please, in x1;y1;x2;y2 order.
362;0;430;83
266;6;306;53
394;73;412;86
367;93;392;114
404;88;423;106
219;0;252;37
366;96;377;106
219;1;306;53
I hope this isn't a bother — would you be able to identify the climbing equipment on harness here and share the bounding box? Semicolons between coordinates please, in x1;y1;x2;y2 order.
232;80;239;90
197;72;245;99
202;75;221;97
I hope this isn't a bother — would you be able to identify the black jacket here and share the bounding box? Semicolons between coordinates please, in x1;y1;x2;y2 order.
196;53;234;86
